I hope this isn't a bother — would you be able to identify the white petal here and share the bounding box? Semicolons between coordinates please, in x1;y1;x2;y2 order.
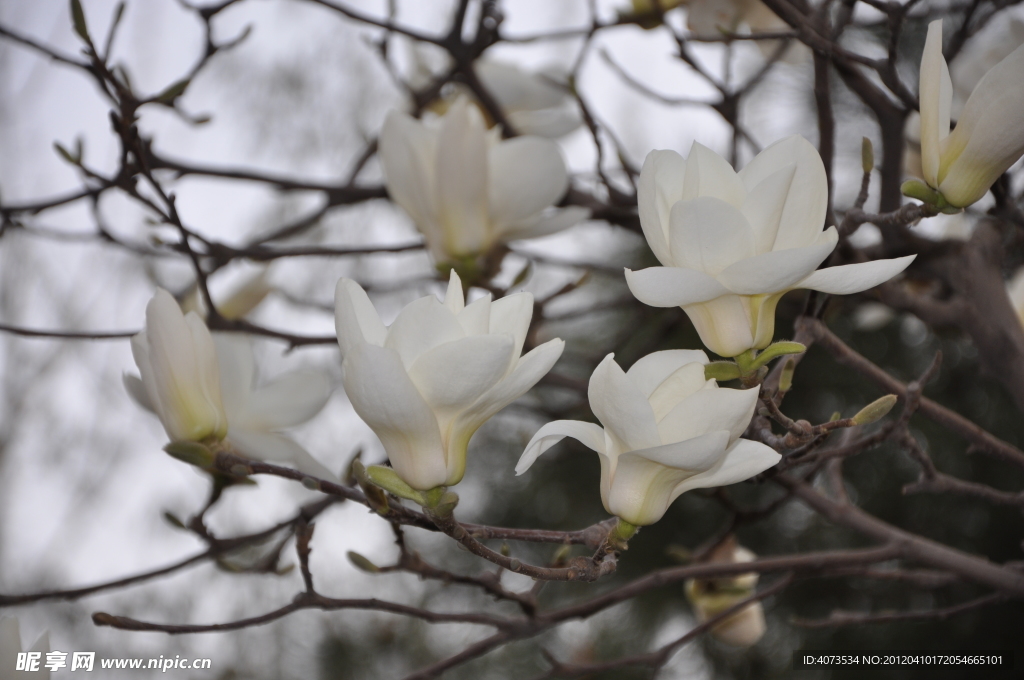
588;354;661;454
672;438;780;496
682;142;745;206
716;228;838;294
488;136;569;226
682;295;757;358
606;431;731;525
649;362;712;422
797;254;916;295
499;206;588;242
213;333;255;419
506;105;582;138
515;419;607;474
228;428;337;481
384;295;464;368
247;371;332;430
444;269;465;315
638;149;686;266
123;373;156;414
489;291;533;360
457;293;492;336
452;338;563;436
342;344;447;491
447;338;565;482
738;135;829;250
937;43;1024;206
625;349;710;398
436;98;491;256
919;20;952;188
334;278;387;357
379;111;439;235
669;197;755;276
741;163;796;254
407;334;515;422
625;266;731;308
658;386;759;445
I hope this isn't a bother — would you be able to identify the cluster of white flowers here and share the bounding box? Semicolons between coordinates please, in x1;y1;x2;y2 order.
122;44;1024;648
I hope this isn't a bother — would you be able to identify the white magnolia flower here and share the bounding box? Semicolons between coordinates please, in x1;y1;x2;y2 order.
684;542;766;647
625;136;915;357
1;617;50;680
336;270;564;490
379;97;588;266
918;19;1024;208
125;289;228;443
516;351;779;527
214;335;334;480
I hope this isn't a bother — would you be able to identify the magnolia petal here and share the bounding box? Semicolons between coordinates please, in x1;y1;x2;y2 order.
506;106;582;138
457;294;492;336
247;371;332;430
342;344;447;490
648;362;712;422
738;135;828;251
407;334;515;420
625;349;709;398
919;20;952;188
682;142;745;207
672;438;781;497
379;111;438;236
669;197;755;275
499;206;588;242
798;254;916;295
488;136;569;227
716;228;838;294
123;373;156;414
489;292;533;360
683;295;756;358
607;431;731;526
476;60;566;110
228;427;336;481
515;419;607;474
658;386;759;445
436;98;491;256
625;266;730;308
213;333;255;416
588;354;661;454
638;149;686;265
937;43;1024;206
334;278;387;357
447;338;565;483
456;338;564;434
384;295;465;368
741;163;796;255
443;269;465;315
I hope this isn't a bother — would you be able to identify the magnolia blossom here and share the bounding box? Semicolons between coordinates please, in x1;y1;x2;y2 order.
181;267;273;321
684;541;766;647
125;289;227;443
379;97;588;265
516;351;779;526
918;19;1024;208
336;270;564;490
625;136;915;357
1;617;50;679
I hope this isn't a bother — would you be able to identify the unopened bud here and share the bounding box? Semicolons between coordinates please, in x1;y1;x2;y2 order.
853;394;898;425
779;358;795;393
347;551;381;573
861;137;874;174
